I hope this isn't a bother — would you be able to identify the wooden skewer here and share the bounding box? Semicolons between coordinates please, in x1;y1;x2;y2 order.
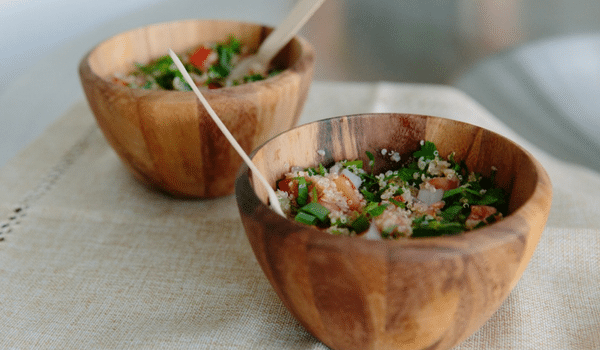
168;49;285;217
226;0;325;84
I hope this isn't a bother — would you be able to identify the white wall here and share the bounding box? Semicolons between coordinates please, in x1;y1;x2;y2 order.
0;0;163;96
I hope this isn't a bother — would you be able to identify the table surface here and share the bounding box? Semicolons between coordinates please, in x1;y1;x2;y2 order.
0;80;599;349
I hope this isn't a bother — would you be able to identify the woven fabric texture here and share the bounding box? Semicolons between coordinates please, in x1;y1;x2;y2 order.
1;82;598;349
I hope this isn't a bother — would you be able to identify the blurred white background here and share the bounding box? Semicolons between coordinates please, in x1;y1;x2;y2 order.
1;0;600;170
4;0;600;94
0;0;163;96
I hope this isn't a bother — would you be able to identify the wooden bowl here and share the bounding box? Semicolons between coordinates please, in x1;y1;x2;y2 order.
235;113;552;350
79;19;315;197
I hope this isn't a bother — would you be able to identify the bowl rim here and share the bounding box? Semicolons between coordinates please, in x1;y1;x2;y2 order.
235;112;553;253
79;18;316;97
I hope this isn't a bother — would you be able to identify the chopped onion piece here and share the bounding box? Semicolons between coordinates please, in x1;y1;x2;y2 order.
417;187;444;206
329;163;342;175
341;168;363;189
362;223;382;240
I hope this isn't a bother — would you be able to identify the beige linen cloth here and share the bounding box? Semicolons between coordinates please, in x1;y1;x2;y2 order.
0;81;598;349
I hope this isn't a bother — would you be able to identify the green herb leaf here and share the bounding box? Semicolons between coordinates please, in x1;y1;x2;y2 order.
295;211;317;226
364;202;379;213
476;188;505;206
344;160;363;169
311;186;318;203
208;65;229;80
305;167;317;176
412;220;464;237
296;177;308;206
141;81;154;89
361;189;376;202
413;141;437;160
441;205;463;221
154;72;176;90
350;215;370;233
366;151;375;169
300;202;330;222
389;198;405;208
381;225;397;238
318;163;326;176
367;204;388;218
443;187;464;199
268;69;282;77
244;73;265;83
397;168;417;182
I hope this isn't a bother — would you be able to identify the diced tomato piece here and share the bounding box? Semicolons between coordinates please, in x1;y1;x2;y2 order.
469;205;497;219
277;178;296;195
332;174;363;211
391;192;413;206
428;177;460;190
465;205;499;229
189;47;212;68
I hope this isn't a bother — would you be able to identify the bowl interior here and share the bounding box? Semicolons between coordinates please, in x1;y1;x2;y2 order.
86;19;303;80
248;113;540;219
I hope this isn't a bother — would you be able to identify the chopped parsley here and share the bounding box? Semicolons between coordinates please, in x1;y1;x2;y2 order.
276;141;508;239
113;35;279;90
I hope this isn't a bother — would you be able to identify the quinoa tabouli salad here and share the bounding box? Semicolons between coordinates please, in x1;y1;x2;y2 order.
275;141;508;239
112;35;281;90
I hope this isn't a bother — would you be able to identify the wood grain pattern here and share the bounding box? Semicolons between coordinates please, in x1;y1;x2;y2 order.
79;19;315;197
235;113;552;350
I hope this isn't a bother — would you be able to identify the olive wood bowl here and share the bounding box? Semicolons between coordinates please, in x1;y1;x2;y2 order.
235;113;552;350
79;19;315;197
